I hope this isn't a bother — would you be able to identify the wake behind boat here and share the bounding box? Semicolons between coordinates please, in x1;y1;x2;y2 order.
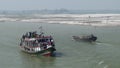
19;27;56;56
72;34;97;42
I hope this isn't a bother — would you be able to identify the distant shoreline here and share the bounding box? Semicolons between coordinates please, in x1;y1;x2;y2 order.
0;9;120;14
0;14;120;26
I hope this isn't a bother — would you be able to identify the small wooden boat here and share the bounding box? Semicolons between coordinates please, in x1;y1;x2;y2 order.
72;34;97;42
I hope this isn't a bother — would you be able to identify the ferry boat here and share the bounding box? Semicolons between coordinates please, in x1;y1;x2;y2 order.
72;34;97;42
19;27;56;56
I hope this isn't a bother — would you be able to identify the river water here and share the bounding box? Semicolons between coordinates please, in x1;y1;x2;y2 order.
0;22;120;68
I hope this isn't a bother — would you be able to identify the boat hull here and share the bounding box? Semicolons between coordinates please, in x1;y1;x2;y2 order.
20;46;56;56
72;36;97;42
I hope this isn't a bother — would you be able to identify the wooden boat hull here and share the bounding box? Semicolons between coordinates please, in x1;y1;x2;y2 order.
72;35;97;42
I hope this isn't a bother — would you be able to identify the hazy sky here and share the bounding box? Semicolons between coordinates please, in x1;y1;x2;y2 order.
0;0;119;10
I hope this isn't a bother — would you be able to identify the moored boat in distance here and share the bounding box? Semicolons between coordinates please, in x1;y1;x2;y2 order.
19;27;56;56
72;34;97;42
